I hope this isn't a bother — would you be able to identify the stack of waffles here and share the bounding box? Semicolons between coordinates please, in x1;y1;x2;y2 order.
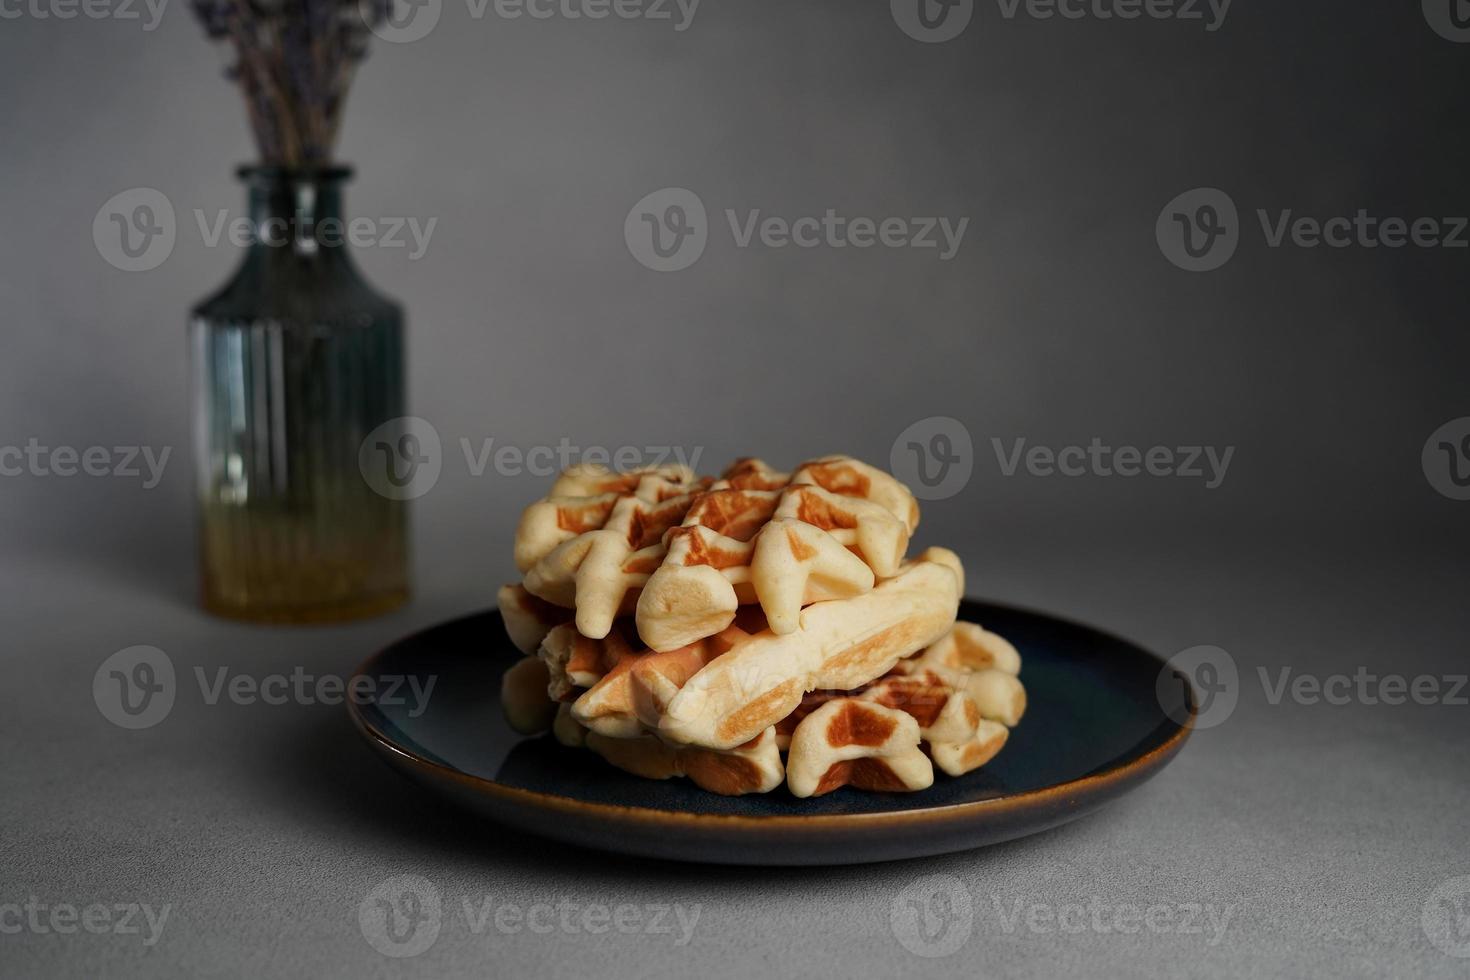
497;456;1027;797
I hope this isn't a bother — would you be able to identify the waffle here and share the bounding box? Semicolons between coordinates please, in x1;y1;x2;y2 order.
494;453;1026;797
498;583;568;656
517;549;959;745
776;665;1010;779
892;621;1027;727
500;618;1025;796
655;549;962;748
535;548;956;743
784;699;933;798
584;727;785;796
514;456;920;652
501;656;557;734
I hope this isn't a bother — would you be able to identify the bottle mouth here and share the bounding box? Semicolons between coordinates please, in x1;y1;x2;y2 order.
236;165;354;185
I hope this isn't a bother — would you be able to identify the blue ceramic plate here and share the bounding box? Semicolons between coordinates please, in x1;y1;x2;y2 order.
349;600;1194;865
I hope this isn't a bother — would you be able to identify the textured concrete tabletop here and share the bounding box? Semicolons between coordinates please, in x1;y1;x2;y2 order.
3;539;1468;978
5;0;1470;975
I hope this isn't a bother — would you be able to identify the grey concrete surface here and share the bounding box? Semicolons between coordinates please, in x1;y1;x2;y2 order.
2;544;1468;978
3;0;1470;975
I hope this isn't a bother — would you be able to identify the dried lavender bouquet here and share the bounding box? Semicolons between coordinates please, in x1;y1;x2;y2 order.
190;0;389;165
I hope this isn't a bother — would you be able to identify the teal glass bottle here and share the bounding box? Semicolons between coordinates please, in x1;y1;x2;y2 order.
190;167;409;622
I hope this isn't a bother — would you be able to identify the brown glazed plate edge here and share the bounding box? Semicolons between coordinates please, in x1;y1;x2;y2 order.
345;600;1197;863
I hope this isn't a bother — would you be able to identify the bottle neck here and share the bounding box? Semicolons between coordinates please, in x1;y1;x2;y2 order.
239;167;355;268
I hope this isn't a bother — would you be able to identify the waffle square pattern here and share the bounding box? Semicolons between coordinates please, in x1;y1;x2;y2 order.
499;455;1026;797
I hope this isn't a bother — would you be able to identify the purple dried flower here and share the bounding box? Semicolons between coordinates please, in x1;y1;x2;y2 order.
189;0;380;165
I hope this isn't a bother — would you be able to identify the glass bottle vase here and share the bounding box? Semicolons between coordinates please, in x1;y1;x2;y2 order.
190;166;409;623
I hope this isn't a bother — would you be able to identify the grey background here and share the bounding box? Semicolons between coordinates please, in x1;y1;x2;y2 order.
2;0;1469;976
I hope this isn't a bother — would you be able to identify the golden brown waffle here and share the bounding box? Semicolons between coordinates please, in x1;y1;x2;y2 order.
584;728;785;796
892;621;1027;727
784;700;933;798
501;656;557;734
501;616;1025;796
520;550;960;746
655;549;962;748
776;665;1010;778
497;583;569;656
513;456;920;652
495;453;1026;798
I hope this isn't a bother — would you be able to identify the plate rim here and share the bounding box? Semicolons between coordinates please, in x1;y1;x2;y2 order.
347;599;1197;833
